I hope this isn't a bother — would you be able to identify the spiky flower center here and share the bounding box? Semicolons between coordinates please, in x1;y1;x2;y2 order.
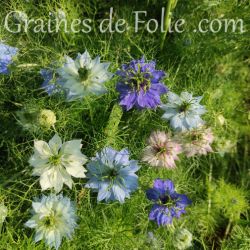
43;214;56;227
179;234;190;242
78;67;90;82
179;102;190;113
159;194;175;207
190;133;202;141
155;146;167;157
49;154;61;166
108;168;118;179
126;64;152;92
231;198;237;204
157;146;167;152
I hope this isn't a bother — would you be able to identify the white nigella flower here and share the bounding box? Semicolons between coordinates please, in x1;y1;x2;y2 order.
173;228;193;250
29;134;87;193
161;91;206;131
57;50;113;101
25;194;77;250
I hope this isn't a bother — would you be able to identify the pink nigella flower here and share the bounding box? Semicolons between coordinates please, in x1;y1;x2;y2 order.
142;131;182;169
180;127;214;157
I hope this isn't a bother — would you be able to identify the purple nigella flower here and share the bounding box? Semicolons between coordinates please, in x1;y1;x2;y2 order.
116;57;168;111
0;43;18;74
146;179;191;226
40;69;62;95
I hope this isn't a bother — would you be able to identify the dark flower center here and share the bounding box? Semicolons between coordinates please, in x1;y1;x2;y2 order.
127;65;152;92
190;133;202;141
159;194;176;207
179;102;190;113
78;67;90;82
231;198;237;204
155;146;167;157
109;169;118;179
43;215;55;227
180;235;189;242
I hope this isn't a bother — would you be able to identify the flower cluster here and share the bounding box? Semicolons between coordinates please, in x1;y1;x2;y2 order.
142;127;214;169
16;107;57;132
40;50;113;100
0;41;220;248
26;134;140;248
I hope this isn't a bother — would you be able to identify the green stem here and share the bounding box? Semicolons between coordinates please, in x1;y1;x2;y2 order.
224;219;232;239
208;164;213;214
16;63;39;68
160;0;173;50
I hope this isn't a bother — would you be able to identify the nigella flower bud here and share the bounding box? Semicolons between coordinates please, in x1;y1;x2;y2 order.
215;137;236;156
173;228;193;250
217;114;226;126
38;109;56;129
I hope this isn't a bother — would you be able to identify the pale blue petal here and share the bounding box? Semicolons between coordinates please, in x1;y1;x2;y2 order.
112;184;126;203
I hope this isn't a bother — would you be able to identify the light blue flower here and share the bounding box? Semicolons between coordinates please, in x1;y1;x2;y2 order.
57;50;113;101
85;147;140;203
25;194;77;250
0;43;18;74
40;69;62;95
161;91;206;131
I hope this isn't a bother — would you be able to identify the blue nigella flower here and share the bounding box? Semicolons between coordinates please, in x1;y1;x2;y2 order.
161;91;206;131
0;43;18;74
146;179;191;226
116;57;168;111
85;147;140;203
40;69;62;95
